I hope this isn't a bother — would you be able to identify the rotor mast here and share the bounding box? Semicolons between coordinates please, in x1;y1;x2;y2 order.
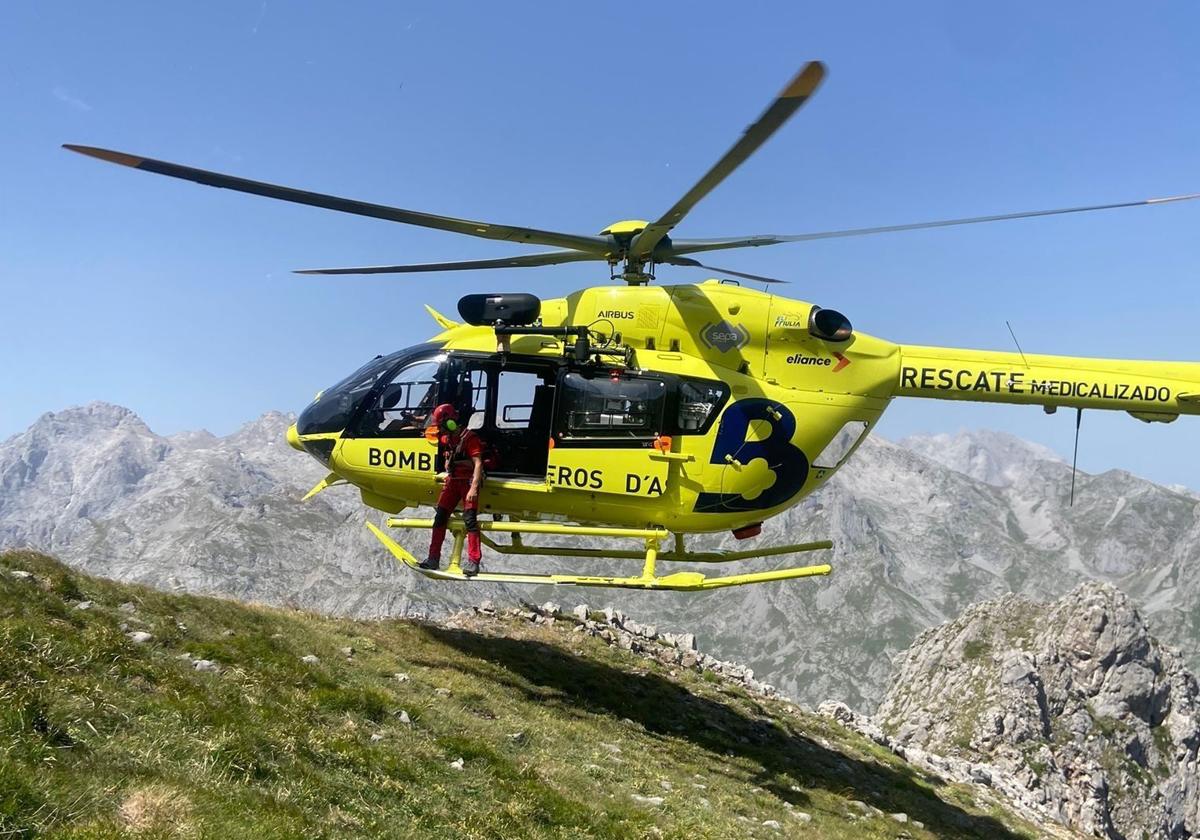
598;219;658;284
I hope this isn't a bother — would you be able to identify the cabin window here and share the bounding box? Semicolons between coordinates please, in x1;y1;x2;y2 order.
675;379;729;433
496;370;541;429
559;372;666;438
813;420;870;469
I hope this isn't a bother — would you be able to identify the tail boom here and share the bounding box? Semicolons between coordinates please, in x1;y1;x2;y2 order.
895;345;1200;421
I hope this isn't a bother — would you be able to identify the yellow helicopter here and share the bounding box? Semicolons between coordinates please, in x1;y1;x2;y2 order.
65;62;1200;591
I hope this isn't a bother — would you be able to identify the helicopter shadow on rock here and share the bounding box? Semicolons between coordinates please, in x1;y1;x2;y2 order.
422;626;1026;839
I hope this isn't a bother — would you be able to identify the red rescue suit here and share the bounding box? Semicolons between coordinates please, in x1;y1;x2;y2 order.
428;428;483;563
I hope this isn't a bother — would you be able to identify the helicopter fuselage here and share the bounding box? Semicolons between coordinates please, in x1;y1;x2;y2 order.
288;280;1200;536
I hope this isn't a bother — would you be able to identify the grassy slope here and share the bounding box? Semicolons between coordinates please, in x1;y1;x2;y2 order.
0;550;1052;839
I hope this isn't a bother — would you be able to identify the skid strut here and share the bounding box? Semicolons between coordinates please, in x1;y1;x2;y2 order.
366;517;832;591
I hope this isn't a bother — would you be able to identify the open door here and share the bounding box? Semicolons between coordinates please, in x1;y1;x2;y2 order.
441;356;559;481
489;367;557;478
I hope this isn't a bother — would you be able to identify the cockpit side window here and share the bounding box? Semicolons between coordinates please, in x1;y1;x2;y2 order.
671;378;730;435
362;359;445;438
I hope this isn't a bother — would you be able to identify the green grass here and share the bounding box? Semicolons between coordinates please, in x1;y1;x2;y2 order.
1151;723;1174;780
0;550;1046;839
962;640;990;661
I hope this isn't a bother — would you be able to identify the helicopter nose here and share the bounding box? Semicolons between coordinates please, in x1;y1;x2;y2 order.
286;422;303;451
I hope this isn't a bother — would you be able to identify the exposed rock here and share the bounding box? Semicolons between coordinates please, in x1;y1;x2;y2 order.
126;631;152;644
503;600;786;702
817;701;888;746
74;600;92;610
848;799;881;817
192;659;218;672
448;757;464;771
630;794;664;807
874;583;1200;840
300;654;319;664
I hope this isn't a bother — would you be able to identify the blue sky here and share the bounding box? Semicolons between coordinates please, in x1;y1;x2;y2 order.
1;2;1197;488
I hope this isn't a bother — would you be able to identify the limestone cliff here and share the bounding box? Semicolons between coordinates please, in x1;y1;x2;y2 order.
875;583;1200;838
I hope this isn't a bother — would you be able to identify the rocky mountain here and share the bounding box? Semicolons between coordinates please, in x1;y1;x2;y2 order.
900;428;1065;488
0;404;431;618
1;402;1197;712
873;583;1200;839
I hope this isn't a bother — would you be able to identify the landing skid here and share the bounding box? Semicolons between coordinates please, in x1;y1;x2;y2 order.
366;518;833;591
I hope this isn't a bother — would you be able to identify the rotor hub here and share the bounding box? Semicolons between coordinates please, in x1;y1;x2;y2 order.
598;219;648;238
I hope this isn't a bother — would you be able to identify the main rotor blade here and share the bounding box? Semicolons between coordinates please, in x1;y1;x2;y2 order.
667;257;787;285
669;192;1200;256
295;250;602;275
63;144;611;255
628;61;826;261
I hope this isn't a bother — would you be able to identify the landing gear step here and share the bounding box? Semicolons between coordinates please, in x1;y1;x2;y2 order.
366;519;832;591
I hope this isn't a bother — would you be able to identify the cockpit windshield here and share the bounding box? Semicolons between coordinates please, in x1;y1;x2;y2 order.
297;352;402;435
296;348;429;436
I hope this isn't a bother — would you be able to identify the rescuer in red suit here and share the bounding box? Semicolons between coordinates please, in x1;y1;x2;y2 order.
420;403;485;576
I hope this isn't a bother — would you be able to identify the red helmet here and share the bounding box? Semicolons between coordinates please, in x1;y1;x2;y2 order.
431;403;459;426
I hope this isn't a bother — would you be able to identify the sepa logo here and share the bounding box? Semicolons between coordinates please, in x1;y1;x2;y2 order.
699;321;750;353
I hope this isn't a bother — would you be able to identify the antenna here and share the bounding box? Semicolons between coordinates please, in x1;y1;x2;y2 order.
1005;320;1031;369
1069;408;1083;506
